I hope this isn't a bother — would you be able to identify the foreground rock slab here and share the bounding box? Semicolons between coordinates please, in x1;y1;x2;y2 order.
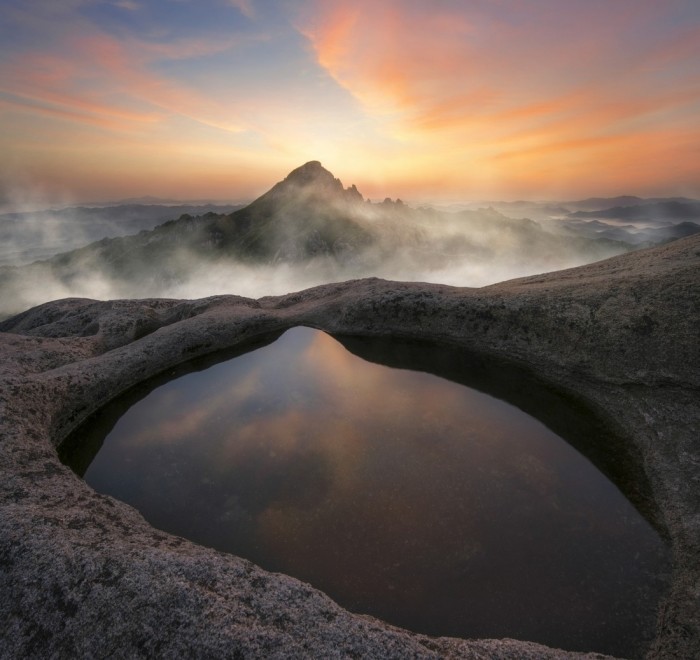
1;234;699;659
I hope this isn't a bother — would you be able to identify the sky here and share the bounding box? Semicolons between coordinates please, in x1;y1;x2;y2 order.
1;0;699;205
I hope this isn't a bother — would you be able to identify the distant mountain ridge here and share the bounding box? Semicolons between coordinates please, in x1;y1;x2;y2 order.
0;202;245;267
568;200;700;222
564;195;699;212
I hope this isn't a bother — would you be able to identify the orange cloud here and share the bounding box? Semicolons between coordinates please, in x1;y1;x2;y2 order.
300;2;478;116
298;0;700;197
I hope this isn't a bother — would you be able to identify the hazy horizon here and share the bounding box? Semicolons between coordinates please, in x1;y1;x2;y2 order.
2;179;698;217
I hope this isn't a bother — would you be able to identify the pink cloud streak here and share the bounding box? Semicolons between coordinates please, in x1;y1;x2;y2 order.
298;0;700;193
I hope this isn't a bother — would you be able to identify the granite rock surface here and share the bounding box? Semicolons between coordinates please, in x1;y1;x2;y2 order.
1;234;699;659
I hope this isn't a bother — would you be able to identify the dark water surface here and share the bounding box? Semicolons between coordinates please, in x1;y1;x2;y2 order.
62;327;670;658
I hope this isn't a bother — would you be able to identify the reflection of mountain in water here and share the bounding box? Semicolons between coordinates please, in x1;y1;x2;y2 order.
1;161;698;317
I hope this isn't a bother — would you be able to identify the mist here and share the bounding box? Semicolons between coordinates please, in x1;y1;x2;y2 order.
0;200;627;320
0;202;244;268
3;159;698;321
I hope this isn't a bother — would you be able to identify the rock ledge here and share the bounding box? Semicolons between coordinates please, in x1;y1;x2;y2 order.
1;235;699;658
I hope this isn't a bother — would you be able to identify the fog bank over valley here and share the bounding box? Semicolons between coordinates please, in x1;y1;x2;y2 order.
1;162;698;319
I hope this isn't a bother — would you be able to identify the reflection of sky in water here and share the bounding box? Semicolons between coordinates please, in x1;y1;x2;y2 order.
81;327;669;657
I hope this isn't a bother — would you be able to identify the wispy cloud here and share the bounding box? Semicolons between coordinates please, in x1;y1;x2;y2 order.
112;0;141;11
297;0;700;196
228;0;255;19
0;25;251;135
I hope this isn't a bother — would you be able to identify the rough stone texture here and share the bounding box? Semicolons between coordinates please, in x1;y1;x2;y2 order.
1;234;699;659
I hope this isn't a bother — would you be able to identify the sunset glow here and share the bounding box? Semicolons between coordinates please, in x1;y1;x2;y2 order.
1;0;699;204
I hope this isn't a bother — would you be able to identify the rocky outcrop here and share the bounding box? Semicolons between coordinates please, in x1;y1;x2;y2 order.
1;234;699;658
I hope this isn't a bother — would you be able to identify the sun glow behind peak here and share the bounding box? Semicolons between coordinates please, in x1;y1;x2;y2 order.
0;0;698;203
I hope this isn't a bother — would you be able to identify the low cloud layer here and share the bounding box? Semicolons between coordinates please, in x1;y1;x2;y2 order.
0;201;626;319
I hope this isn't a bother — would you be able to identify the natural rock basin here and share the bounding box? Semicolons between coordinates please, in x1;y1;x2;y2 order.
61;326;670;659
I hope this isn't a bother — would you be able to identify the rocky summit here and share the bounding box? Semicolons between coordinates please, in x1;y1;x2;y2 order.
0;233;699;658
278;160;356;193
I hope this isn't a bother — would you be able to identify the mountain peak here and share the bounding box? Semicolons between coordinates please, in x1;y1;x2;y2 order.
283;161;338;187
254;161;365;206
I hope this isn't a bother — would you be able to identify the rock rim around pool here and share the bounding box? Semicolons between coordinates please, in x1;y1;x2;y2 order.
1;234;699;658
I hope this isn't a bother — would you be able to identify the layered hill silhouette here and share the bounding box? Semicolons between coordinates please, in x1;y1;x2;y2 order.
0;161;646;317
